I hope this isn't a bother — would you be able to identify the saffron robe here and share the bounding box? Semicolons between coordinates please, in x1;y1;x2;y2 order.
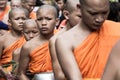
0;36;26;72
28;42;52;74
74;20;120;78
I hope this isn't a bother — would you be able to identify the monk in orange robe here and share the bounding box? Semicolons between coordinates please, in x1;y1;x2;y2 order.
49;0;81;80
18;5;59;80
0;0;10;24
0;8;29;79
55;0;120;80
22;0;36;19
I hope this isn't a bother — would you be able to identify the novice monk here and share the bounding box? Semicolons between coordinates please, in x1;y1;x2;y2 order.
55;0;120;80
10;0;22;9
0;0;10;24
22;19;39;41
18;5;59;80
0;7;29;79
22;0;36;19
49;0;81;79
12;19;39;74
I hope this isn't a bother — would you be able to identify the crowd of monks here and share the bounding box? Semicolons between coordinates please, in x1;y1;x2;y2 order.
0;0;120;80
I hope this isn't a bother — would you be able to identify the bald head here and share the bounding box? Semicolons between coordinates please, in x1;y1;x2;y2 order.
37;5;58;18
24;19;37;29
11;0;22;9
64;0;80;13
9;7;29;20
80;0;109;7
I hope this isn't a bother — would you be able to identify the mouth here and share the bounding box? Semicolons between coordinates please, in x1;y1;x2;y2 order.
41;28;48;31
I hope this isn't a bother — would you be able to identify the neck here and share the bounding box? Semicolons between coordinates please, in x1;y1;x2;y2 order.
11;30;23;38
40;32;54;40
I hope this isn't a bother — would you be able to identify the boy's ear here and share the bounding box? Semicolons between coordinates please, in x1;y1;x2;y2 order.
8;19;12;29
63;10;70;20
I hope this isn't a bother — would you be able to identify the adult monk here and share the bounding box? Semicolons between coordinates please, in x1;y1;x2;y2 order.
0;7;29;79
49;0;81;79
18;5;59;80
55;0;120;79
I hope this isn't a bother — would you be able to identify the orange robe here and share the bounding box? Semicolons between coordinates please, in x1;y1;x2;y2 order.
28;42;52;74
58;19;67;30
29;11;36;19
0;36;26;72
0;6;10;20
74;20;120;78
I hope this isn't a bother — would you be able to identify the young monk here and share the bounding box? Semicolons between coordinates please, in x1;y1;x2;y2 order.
55;0;120;79
0;7;29;79
22;0;36;19
12;19;39;74
22;19;39;41
10;0;22;9
49;0;81;79
18;5;59;80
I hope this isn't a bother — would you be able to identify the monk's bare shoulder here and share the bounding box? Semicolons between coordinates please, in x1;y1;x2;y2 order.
0;32;11;46
22;36;41;54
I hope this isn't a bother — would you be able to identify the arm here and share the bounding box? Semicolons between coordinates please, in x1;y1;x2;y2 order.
102;41;120;80
55;37;82;80
49;38;66;80
18;45;30;80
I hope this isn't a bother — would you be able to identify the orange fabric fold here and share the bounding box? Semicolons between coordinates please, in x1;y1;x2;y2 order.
0;36;26;72
83;78;100;80
74;20;120;78
29;11;36;19
0;6;10;20
29;42;52;74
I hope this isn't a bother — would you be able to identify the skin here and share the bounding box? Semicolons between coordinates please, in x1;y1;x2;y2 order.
10;0;22;9
55;0;109;80
18;5;59;80
101;40;120;80
49;0;81;80
0;8;28;75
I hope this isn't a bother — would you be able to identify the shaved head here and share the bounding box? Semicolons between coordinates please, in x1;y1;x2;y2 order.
37;5;58;18
64;0;80;13
11;0;22;9
9;7;29;20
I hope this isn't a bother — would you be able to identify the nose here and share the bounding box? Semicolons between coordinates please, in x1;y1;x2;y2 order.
19;19;24;24
29;32;34;39
95;15;104;24
41;19;47;26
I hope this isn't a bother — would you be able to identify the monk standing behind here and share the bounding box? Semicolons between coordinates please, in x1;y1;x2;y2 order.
0;7;29;79
10;0;22;9
22;0;36;19
55;0;120;80
18;5;59;80
49;0;81;80
12;19;39;74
